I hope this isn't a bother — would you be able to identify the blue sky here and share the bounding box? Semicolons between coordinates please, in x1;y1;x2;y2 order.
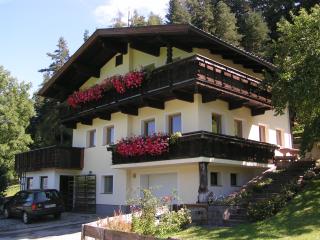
0;0;168;94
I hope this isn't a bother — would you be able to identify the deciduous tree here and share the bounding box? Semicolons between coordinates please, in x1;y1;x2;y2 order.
266;5;320;153
0;66;34;189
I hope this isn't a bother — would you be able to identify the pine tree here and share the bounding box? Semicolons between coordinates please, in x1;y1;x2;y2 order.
212;1;242;46
130;10;147;27
83;29;90;42
166;0;190;24
147;12;163;25
240;11;270;55
38;37;69;82
112;11;126;27
186;0;214;33
29;38;72;148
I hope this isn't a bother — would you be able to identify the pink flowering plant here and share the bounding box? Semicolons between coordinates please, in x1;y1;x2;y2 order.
116;133;170;157
67;70;145;108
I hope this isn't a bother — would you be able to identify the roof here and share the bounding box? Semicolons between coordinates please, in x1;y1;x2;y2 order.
39;24;276;100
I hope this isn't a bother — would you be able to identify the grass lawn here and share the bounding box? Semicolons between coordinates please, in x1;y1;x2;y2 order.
172;179;320;240
4;184;19;197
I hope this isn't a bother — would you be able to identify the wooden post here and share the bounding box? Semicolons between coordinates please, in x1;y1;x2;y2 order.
198;162;209;203
166;44;173;64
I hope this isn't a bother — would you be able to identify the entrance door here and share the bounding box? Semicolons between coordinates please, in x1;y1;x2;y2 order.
60;175;74;211
74;175;96;213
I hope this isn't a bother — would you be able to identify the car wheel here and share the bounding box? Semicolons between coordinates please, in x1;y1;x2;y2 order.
54;213;61;219
22;212;30;224
3;208;10;219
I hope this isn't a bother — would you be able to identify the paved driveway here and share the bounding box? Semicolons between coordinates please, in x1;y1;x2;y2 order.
0;212;98;240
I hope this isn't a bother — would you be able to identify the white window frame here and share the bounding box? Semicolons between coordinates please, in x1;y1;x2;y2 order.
209;172;221;186
101;175;114;194
168;113;182;134
103;125;115;146
141;118;156;136
87;129;97;148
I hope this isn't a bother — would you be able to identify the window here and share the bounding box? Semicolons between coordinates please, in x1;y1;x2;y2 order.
210;172;219;186
40;176;48;190
234;120;243;138
26;177;33;190
259;125;266;142
212;114;222;134
168;114;182;134
230;173;238;186
276;129;283;146
87;129;96;147
143;119;155;136
104;126;115;145
103;176;113;194
115;54;123;66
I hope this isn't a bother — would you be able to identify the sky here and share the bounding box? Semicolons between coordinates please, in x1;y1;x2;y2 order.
0;0;169;94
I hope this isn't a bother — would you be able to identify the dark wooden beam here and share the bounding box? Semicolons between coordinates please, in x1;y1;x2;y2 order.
80;118;93;126
172;90;194;103
120;106;138;116
143;98;165;110
229;100;248;110
130;42;160;57
201;91;219;103
63;121;77;129
73;63;100;78
251;107;268;116
100;39;128;54
96;111;111;121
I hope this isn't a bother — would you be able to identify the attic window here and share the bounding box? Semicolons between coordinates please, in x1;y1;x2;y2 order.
115;54;123;66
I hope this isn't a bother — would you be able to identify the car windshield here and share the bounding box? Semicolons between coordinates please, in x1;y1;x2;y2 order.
35;191;59;202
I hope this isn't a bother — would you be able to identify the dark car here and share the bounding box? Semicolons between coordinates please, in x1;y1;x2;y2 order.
3;189;64;224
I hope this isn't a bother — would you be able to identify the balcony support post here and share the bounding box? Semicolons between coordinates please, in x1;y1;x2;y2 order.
198;162;209;203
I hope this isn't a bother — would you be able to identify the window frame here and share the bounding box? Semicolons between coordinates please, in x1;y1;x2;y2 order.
230;173;238;187
102;175;114;194
104;125;115;146
210;172;220;186
212;113;222;134
87;129;97;148
259;125;267;142
143;119;156;137
234;119;243;138
40;176;48;190
276;129;283;146
26;177;33;190
115;54;123;66
168;113;182;134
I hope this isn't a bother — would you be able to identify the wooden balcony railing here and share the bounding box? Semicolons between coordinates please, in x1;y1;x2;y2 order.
61;54;272;125
15;146;84;173
109;131;277;165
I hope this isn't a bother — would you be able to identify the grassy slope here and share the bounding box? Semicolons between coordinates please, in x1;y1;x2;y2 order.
174;179;320;240
4;184;19;197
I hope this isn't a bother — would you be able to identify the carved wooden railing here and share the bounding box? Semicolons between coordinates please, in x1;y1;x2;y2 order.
61;54;271;121
109;131;277;165
15;146;84;173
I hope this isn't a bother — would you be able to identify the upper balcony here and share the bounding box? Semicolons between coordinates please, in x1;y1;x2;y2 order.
108;131;277;166
15;146;84;173
61;54;272;128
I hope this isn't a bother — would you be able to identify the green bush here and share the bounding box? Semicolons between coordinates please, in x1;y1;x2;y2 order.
157;208;192;236
129;189;191;237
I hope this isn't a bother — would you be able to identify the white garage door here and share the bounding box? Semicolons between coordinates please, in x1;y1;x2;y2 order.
140;173;177;199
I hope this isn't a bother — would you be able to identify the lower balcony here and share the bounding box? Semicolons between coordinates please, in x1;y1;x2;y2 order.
108;131;277;165
15;146;84;173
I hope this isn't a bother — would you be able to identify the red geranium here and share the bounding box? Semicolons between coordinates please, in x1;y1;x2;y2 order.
116;133;169;157
67;70;145;108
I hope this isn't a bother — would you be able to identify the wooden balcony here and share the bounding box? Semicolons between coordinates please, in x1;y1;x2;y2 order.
109;131;277;165
15;146;84;173
61;54;272;127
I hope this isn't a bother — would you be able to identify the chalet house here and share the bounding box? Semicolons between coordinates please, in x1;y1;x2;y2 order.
15;24;293;214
